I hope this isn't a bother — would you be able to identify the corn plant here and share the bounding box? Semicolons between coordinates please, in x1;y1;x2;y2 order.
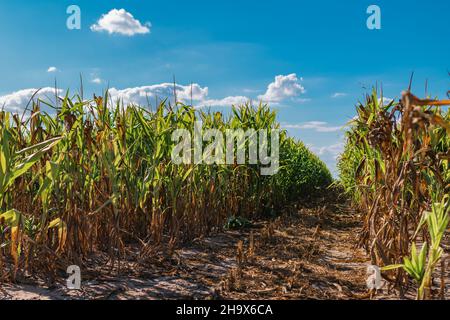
0;93;332;278
1;111;62;275
339;88;450;292
383;194;449;299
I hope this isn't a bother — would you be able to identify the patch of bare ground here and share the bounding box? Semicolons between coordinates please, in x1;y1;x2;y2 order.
1;196;448;300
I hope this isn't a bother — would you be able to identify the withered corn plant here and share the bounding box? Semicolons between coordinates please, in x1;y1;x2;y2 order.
0;91;332;280
339;88;450;296
383;194;449;299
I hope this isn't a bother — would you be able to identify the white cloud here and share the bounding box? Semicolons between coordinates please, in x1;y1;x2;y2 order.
282;121;342;133
0;87;62;112
310;142;345;159
47;67;58;73
91;78;102;84
91;9;151;36
1;72;307;112
198;96;251;108
108;83;209;106
108;83;254;108
331;92;347;98
258;74;305;103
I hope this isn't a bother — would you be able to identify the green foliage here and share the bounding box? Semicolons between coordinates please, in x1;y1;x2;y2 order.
276;138;332;200
0;93;332;273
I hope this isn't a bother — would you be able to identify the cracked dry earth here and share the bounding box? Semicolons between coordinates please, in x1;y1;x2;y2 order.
1;199;448;300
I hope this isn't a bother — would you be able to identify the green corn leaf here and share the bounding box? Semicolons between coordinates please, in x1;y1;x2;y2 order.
418;242;428;277
381;264;404;271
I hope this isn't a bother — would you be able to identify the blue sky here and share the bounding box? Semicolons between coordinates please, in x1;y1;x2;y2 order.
0;0;449;175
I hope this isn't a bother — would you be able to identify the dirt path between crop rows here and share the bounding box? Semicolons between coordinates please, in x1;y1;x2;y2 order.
1;198;448;300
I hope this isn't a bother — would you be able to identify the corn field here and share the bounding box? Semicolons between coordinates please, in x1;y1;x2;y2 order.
339;89;450;297
0;93;331;280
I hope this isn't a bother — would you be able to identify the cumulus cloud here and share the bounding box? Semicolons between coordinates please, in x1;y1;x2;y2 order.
47;67;58;73
258;74;305;103
331;92;347;98
1;72;307;112
108;83;209;106
0;87;62;112
91;9;151;36
107;84;253;109
282;121;342;133
198;96;251;108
